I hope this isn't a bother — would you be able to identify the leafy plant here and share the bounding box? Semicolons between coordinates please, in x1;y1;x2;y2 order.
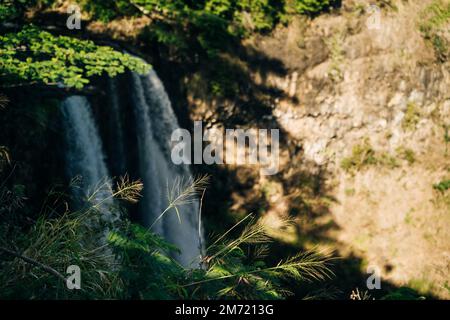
433;179;450;192
0;174;334;299
0;26;149;89
294;0;334;15
79;0;138;22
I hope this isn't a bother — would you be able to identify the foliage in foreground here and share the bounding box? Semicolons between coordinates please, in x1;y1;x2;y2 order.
0;174;334;299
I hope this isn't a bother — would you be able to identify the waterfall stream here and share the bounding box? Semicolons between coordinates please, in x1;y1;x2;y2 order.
61;71;203;267
61;95;115;221
131;70;202;267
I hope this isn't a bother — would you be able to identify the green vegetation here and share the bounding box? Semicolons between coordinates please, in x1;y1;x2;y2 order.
0;175;334;299
419;0;450;61
404;210;414;225
0;0;341;301
433;179;450;192
0;1;149;89
344;188;355;196
78;0;335;26
444;125;450;155
402;102;421;131
408;278;435;295
0;26;149;89
0;0;336;96
381;287;425;300
341;139;399;172
295;0;334;15
74;0;335;63
396;147;416;165
341;140;378;172
326;32;345;82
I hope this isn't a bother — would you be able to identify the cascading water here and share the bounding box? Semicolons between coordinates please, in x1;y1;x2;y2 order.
61;70;203;267
107;78;126;175
130;70;203;267
61;95;115;222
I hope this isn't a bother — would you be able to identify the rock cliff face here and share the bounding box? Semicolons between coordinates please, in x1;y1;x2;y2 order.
183;0;450;298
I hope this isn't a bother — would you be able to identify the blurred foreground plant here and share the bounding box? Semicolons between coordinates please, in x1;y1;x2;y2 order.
0;173;334;299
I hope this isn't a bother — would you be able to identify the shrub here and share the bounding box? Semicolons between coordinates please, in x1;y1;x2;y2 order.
433;179;450;192
0;26;150;88
295;0;334;15
79;0;138;22
341;140;400;172
341;140;378;172
419;0;450;61
396;147;416;165
402;102;421;131
0;175;334;299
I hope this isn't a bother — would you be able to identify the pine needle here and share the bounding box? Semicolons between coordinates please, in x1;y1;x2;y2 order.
149;174;209;230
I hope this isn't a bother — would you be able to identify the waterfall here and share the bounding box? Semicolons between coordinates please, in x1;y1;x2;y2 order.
130;70;203;267
61;96;115;222
60;70;203;267
107;78;126;175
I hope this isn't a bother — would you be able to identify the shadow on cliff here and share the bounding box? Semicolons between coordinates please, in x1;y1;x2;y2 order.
148;26;437;300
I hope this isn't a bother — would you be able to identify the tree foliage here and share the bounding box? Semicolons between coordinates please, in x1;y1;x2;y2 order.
295;0;333;15
0;26;149;88
0;0;335;89
0;1;149;89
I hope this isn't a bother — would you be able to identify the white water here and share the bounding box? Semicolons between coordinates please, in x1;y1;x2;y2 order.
61;71;203;267
107;78;126;174
131;70;203;267
61;96;115;222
